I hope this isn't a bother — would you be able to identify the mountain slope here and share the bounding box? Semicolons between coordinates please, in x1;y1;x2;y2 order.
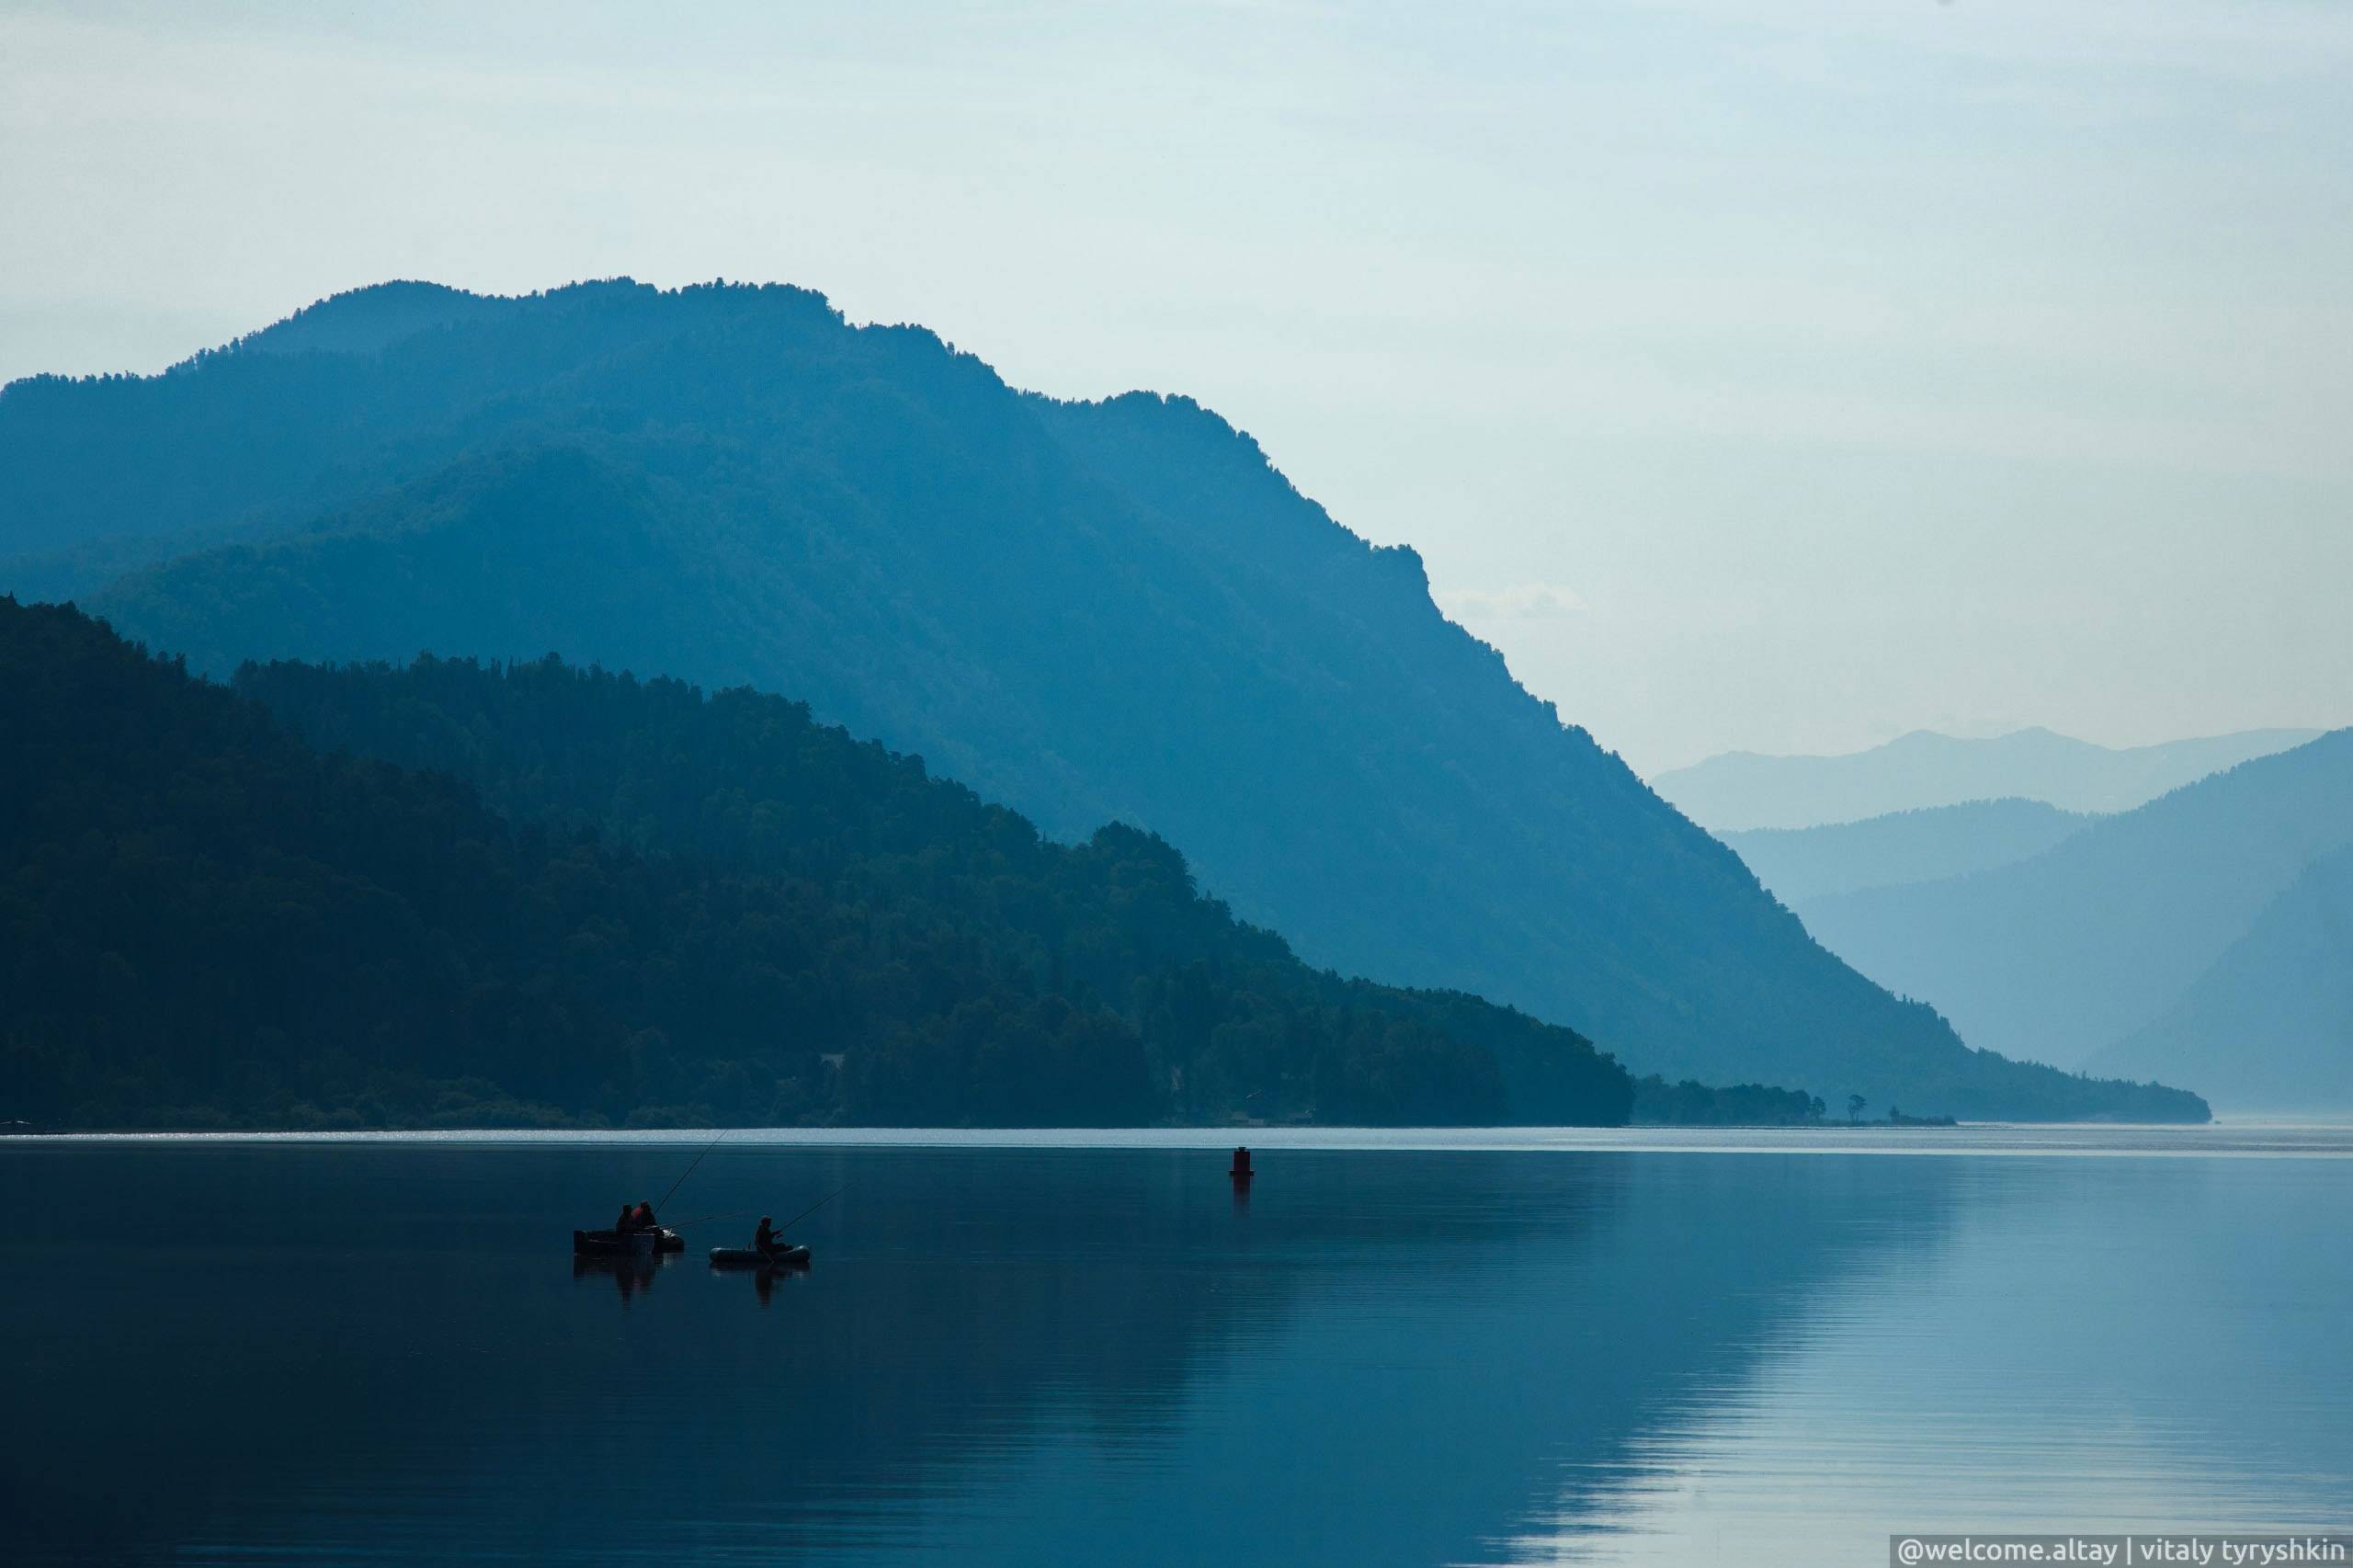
1723;799;2096;905
0;598;1635;1129
1657;727;2319;831
224;279;506;359
6;278;2205;1119
1797;731;2353;1073
0;278;655;574
235;642;1644;1126
2087;846;2353;1110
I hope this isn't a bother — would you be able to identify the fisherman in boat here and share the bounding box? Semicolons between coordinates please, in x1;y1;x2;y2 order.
753;1214;787;1260
614;1201;638;1234
631;1199;658;1233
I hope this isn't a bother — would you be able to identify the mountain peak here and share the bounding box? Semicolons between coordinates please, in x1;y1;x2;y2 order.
5;278;2210;1119
217;280;498;362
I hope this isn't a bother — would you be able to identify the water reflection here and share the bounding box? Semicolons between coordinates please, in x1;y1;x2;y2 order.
705;1251;814;1309
573;1249;676;1303
1500;1156;2353;1565
4;1139;2345;1566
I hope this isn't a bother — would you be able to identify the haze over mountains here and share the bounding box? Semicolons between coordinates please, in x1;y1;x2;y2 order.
1698;727;2353;1114
1722;800;2096;907
2091;845;2353;1110
1793;731;2353;1092
1656;727;2320;833
0;278;2203;1121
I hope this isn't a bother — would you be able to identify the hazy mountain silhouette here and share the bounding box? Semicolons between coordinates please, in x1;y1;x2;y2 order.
2;279;2206;1119
2087;845;2353;1110
1657;727;2320;832
1722;799;2096;906
1797;731;2353;1074
223;279;505;358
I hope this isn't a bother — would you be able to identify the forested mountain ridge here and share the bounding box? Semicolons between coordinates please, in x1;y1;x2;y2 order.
0;279;680;574
1;599;1637;1130
6;278;2208;1119
232;646;2200;1127
236;640;1648;1126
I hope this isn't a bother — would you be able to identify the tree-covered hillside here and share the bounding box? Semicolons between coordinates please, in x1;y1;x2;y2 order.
1;600;1636;1130
6;279;2210;1119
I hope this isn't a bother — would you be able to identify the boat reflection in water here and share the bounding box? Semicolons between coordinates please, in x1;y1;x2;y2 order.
5;1134;2349;1567
748;1258;809;1308
709;1244;814;1308
571;1247;675;1303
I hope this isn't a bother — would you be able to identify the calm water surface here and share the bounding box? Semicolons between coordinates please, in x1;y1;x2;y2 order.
6;1128;2348;1565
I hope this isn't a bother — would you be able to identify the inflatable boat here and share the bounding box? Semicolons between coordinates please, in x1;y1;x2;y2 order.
709;1244;811;1268
573;1226;685;1257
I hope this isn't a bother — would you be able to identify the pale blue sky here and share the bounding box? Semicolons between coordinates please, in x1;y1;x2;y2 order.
4;0;2347;770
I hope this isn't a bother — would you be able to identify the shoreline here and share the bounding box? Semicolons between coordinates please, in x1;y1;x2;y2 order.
6;1121;2347;1158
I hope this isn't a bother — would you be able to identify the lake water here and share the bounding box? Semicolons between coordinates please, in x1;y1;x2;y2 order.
6;1128;2348;1564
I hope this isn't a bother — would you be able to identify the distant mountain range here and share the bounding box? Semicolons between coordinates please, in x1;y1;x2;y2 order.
1701;730;2352;1113
2089;845;2353;1111
0;278;2209;1120
1792;731;2353;1083
1722;799;2097;906
1656;727;2320;832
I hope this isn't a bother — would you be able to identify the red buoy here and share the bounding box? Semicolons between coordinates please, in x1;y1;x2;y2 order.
1229;1145;1253;1180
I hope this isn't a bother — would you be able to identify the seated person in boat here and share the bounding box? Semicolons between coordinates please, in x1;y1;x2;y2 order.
754;1215;788;1257
631;1200;658;1233
614;1202;637;1233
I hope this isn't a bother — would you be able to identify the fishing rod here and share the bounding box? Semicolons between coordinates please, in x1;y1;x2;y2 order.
654;1082;790;1213
665;1187;847;1232
774;1186;848;1233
